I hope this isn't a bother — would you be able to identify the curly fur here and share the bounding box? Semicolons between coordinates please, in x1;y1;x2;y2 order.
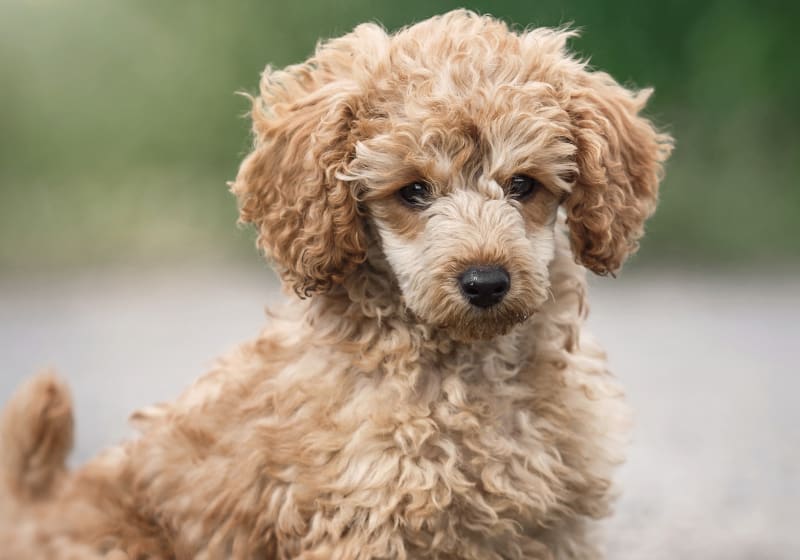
0;10;671;559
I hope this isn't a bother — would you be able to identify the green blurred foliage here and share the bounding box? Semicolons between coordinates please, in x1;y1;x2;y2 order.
1;0;798;270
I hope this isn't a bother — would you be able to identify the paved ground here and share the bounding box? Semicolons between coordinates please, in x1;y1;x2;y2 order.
1;263;798;559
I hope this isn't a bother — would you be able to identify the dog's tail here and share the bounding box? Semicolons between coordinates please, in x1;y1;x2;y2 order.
0;371;74;503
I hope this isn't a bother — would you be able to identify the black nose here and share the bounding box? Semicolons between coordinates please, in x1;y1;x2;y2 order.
458;266;510;308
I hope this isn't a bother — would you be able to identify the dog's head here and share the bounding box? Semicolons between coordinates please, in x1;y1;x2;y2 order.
232;10;672;340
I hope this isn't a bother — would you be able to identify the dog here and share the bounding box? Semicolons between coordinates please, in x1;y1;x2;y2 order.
0;10;671;559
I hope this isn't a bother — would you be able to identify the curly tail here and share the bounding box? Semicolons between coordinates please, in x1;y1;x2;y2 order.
0;371;74;503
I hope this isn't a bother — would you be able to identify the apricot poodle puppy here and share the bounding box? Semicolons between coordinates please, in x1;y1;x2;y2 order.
0;10;671;559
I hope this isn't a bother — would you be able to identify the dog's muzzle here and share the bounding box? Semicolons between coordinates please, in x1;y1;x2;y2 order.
458;266;510;308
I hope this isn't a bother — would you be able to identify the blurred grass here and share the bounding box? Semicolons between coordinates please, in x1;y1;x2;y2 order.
1;0;798;271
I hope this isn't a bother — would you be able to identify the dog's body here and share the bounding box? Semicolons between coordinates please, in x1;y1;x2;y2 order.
0;11;670;559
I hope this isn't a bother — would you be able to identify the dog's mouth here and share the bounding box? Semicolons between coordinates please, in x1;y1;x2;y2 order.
434;298;538;341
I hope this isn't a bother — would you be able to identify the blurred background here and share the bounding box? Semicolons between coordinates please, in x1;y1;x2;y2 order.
1;1;797;558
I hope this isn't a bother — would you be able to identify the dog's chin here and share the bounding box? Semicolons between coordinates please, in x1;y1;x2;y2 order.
431;302;537;342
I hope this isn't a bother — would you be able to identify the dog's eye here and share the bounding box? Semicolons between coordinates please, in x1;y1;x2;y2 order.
507;175;541;201
397;181;433;209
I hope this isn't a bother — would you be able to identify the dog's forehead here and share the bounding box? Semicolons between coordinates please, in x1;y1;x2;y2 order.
359;52;571;150
351;79;574;195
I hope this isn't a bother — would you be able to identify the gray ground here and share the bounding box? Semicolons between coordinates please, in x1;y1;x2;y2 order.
1;264;798;559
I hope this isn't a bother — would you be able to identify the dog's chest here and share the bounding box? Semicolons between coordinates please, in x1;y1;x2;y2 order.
313;357;561;549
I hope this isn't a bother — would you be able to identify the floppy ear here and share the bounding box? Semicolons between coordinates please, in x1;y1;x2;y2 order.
563;70;673;275
231;26;387;297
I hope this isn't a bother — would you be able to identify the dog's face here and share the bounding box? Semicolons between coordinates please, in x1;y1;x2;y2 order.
232;10;672;340
348;84;576;339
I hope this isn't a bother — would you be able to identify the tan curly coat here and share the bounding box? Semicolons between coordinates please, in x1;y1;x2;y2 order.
0;10;671;559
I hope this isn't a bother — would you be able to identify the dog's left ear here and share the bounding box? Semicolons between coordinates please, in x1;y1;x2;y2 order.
563;70;673;275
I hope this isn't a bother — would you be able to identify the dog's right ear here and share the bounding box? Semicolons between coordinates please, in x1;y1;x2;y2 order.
231;24;388;297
